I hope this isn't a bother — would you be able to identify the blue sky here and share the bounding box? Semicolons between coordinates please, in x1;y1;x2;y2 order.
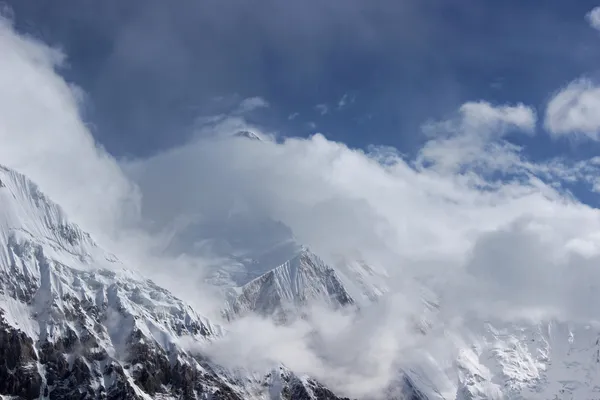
6;0;600;161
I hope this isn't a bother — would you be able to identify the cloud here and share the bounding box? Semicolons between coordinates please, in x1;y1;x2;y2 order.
125;100;569;303
458;101;536;133
197;297;422;398
0;15;224;316
544;78;600;140
418;101;536;172
460;205;600;321
235;96;269;114
117;92;600;395
122;95;600;396
315;103;329;115
337;93;355;110
586;7;600;31
0;15;140;241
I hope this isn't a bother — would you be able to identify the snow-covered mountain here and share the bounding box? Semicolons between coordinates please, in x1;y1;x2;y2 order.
4;162;600;400
0;165;350;400
452;320;600;399
222;249;354;322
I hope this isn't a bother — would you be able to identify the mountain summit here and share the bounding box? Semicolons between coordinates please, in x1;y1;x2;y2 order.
223;249;354;322
233;130;263;141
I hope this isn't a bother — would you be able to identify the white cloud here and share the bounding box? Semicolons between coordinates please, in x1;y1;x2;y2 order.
235;96;269;114
134;90;600;393
315;103;329;115
0;16;140;241
0;16;223;316
545;78;600;140
121;98;600;395
458;101;536;134
418;101;536;172
337;93;355;109
338;94;349;109
586;7;600;31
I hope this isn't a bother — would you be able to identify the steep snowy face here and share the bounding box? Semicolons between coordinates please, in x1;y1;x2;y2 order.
0;166;225;398
395;319;600;400
0;165;101;265
0;166;350;400
329;258;389;304
454;320;600;400
223;249;354;322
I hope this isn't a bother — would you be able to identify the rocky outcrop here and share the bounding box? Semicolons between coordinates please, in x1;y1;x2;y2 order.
0;312;42;399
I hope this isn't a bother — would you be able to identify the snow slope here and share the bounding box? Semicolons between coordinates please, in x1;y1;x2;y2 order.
452;320;600;400
383;314;600;400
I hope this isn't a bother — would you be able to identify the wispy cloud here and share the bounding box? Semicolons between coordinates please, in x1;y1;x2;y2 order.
545;78;600;140
235;96;269;114
315;103;329;115
586;7;600;31
419;101;537;172
337;93;355;110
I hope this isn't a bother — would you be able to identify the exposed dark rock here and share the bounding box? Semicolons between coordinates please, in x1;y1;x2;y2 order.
283;376;352;400
0;313;42;399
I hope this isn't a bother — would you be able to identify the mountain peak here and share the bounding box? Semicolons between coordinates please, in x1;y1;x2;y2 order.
233;130;263;141
223;248;355;322
0;165;97;256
